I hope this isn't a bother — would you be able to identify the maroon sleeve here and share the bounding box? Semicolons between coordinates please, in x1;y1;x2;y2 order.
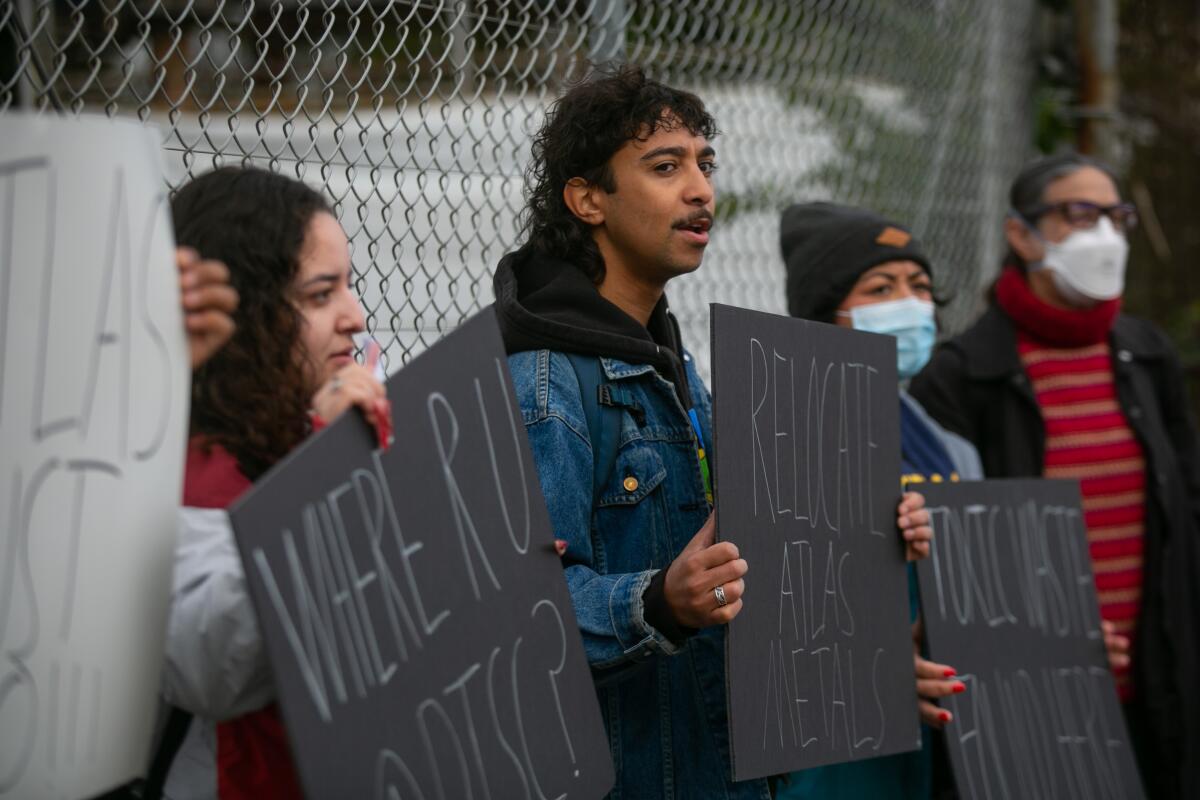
182;438;253;509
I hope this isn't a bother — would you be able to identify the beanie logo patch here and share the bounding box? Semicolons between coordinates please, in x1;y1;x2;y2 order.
876;226;911;248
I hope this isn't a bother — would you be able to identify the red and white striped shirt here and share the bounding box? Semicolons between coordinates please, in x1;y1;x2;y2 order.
1017;334;1144;699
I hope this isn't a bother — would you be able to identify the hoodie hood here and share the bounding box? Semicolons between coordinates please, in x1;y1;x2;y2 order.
493;244;693;408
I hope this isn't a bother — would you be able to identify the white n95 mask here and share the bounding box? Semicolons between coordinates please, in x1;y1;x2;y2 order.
838;296;936;379
1036;216;1129;303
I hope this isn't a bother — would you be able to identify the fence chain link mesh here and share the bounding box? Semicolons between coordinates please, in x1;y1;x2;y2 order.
1;0;1037;379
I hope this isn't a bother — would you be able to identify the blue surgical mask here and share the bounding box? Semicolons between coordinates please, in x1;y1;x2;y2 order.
838;296;937;379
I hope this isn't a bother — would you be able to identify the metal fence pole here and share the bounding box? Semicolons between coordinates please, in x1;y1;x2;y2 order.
14;0;33;109
1074;0;1122;166
446;0;477;96
588;0;627;65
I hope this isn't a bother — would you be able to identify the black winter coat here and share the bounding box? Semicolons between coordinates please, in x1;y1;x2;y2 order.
910;304;1200;799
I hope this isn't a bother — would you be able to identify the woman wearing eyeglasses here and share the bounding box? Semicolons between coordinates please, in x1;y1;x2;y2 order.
910;152;1200;798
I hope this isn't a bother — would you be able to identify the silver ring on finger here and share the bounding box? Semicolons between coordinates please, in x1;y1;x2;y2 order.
714;585;728;607
329;376;343;393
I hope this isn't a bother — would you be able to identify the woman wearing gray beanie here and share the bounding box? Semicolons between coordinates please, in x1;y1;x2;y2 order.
775;201;981;800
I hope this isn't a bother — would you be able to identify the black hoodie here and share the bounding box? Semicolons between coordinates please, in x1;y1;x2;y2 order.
493;244;694;410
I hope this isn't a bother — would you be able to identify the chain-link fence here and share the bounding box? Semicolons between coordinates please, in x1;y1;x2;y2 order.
1;0;1037;379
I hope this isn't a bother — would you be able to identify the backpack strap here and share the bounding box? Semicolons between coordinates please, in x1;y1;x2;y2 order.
565;353;621;506
92;706;193;800
566;353;664;688
141;706;193;799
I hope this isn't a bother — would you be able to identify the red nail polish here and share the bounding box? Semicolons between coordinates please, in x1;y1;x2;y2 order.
942;668;957;678
371;399;393;451
953;682;966;694
939;711;951;723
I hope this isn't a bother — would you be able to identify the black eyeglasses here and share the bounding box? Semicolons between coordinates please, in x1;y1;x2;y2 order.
1025;200;1139;233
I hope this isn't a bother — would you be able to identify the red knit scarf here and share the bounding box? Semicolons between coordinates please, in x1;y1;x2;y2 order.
993;266;1120;347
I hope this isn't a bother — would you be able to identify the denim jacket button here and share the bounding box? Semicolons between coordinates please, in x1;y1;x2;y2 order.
623;476;639;492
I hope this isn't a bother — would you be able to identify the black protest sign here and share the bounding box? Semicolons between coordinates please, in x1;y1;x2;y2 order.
710;303;918;780
916;480;1144;800
229;308;614;800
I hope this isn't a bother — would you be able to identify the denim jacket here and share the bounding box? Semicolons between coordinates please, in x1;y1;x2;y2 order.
508;347;771;800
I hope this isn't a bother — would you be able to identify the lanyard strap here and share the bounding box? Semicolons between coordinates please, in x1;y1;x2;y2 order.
688;408;713;506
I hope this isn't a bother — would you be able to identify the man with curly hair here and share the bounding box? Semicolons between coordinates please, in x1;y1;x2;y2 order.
493;64;767;798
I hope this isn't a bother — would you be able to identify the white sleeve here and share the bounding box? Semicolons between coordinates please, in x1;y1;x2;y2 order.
162;507;274;720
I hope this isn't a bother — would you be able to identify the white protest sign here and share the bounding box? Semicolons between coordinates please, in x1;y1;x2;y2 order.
0;115;189;799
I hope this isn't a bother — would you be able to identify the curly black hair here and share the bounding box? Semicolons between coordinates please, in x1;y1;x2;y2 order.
521;64;719;283
172;166;333;480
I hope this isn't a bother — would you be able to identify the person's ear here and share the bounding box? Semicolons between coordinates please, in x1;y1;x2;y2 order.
1004;214;1043;263
563;177;605;226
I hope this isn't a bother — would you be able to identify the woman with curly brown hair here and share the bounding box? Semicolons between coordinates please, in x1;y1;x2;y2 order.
158;166;391;800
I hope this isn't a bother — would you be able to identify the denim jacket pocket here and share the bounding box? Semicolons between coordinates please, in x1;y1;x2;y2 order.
599;442;667;507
